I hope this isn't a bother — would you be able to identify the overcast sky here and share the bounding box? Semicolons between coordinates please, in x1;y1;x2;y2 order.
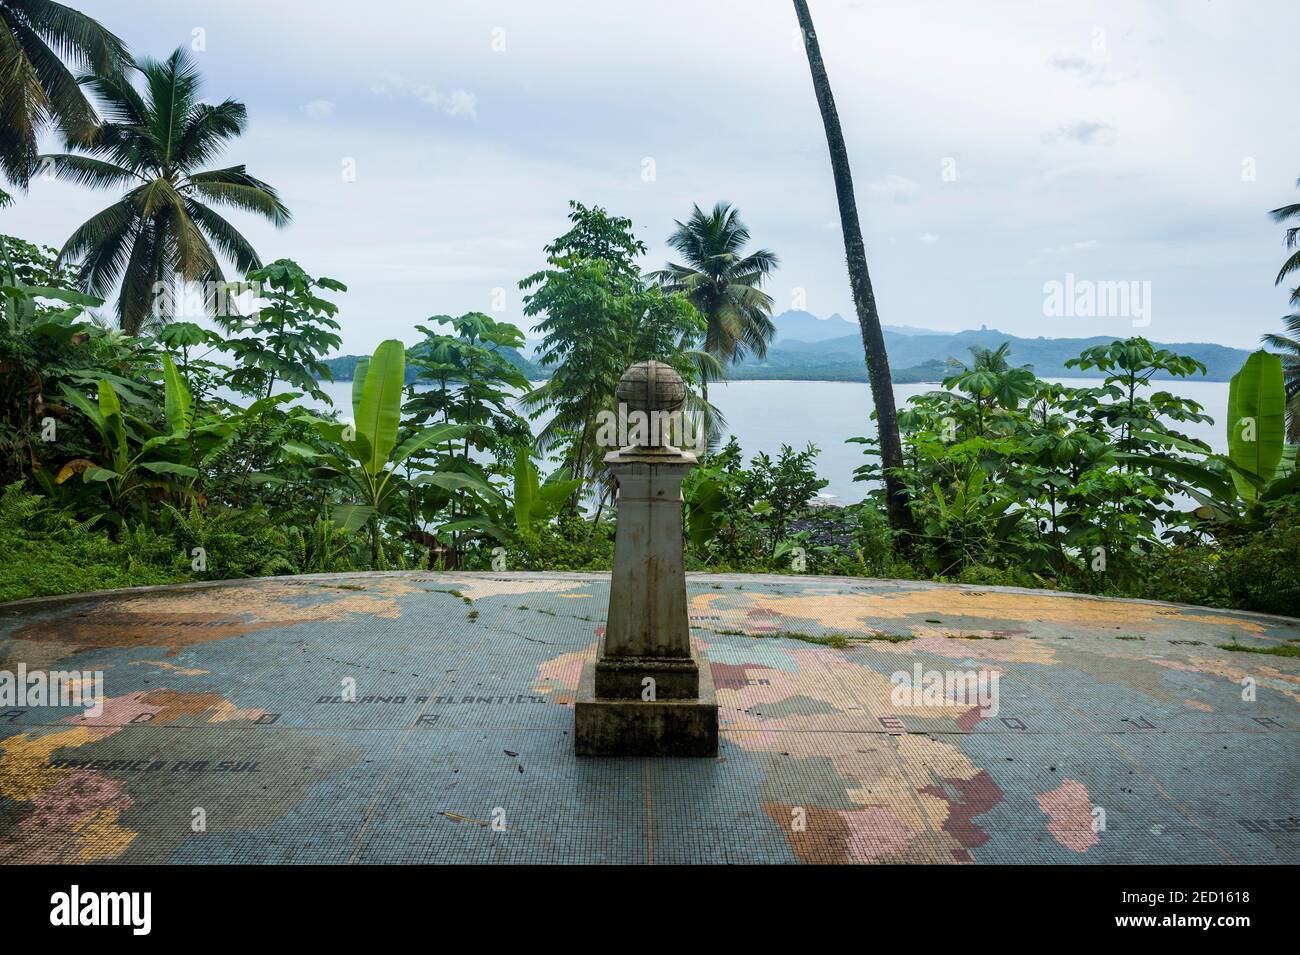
5;0;1297;352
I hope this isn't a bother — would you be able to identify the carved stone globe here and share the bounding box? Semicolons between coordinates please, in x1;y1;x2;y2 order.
616;360;686;415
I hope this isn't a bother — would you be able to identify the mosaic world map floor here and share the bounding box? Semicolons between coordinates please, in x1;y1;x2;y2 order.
1;572;1296;864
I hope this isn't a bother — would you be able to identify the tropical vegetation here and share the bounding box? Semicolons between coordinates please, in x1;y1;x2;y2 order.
0;1;1296;620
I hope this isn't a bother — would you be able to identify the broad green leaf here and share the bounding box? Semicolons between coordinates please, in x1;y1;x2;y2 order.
355;341;403;475
1227;351;1285;502
390;423;467;467
1115;452;1238;505
1130;430;1212;456
138;461;200;477
1262;468;1300;502
244;393;299;416
685;475;724;550
436;516;512;543
415;471;504;506
60;384;105;432
534;478;579;520
350;358;369;415
97;380;128;469
7;284;102;306
280;440;321;458
161;354;193;434
309;417;351;443
332;503;375;533
513;452;539;534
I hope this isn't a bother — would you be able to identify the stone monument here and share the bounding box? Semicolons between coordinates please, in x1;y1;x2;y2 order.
574;360;719;756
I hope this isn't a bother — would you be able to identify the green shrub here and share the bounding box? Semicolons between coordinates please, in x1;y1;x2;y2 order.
1203;505;1300;616
0;483;187;602
459;515;616;572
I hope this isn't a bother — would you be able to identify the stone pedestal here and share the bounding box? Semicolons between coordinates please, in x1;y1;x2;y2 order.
575;363;720;757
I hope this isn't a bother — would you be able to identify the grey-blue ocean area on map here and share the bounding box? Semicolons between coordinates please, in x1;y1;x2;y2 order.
0;572;1296;863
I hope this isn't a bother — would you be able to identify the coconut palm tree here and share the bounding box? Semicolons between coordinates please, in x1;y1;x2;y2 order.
0;0;129;189
1262;312;1300;442
792;0;913;537
1270;178;1300;306
39;47;290;334
650;202;778;400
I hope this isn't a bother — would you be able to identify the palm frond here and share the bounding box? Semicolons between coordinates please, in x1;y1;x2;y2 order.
174;99;245;168
183;196;262;272
0;0;127;186
138;47;201;168
5;13;94;134
186;165;290;226
9;0;128;75
116;214;166;334
34;151;136;189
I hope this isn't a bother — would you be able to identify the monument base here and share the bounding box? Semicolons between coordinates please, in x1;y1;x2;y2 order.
593;632;703;699
575;649;719;757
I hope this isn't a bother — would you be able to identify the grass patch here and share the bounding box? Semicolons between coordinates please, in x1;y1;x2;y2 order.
1217;642;1300;657
1115;634;1145;641
770;631;851;649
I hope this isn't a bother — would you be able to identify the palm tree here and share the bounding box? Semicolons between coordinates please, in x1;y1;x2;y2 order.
1265;180;1300;441
792;0;913;536
0;0;129;189
650;202;778;400
40;47;290;334
1270;178;1300;306
1262;312;1300;442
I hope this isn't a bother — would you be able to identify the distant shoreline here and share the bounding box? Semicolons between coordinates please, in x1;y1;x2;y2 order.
317;372;1236;384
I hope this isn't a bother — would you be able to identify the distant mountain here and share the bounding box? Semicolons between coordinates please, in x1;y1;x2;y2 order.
772;309;945;343
323;315;1252;385
771;310;857;343
320;345;545;383
733;321;1253;382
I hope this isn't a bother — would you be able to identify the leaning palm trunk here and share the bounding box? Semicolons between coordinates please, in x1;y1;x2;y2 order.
792;0;914;538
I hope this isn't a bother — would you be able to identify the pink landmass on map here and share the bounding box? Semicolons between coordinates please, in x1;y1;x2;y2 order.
1035;778;1099;851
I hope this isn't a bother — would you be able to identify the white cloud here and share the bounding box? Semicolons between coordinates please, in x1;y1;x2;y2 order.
919;233;939;244
371;72;477;119
1052;121;1117;146
1048;54;1134;87
300;99;335;118
9;0;1295;350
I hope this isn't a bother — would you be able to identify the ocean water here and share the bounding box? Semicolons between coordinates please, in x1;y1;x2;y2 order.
297;376;1230;504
